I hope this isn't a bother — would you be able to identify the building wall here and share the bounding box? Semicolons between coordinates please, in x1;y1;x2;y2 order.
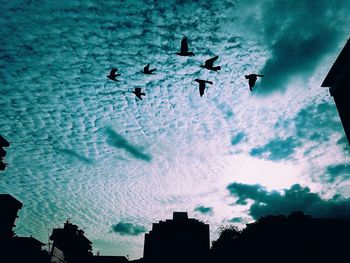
143;213;210;263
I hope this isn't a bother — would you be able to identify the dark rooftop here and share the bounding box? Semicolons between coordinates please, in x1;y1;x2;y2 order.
322;38;350;88
0;194;23;209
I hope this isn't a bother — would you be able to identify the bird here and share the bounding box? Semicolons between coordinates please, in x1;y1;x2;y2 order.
176;36;195;56
200;55;221;71
107;68;121;81
194;79;213;97
141;64;156;74
132;88;145;100
245;74;264;91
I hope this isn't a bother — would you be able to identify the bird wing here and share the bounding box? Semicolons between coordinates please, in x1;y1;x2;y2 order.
110;68;117;75
199;83;205;97
180;37;189;53
205;55;218;67
135;87;141;93
249;78;256;87
144;64;150;71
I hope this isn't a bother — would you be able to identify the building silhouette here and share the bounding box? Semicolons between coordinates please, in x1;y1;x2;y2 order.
143;212;210;263
322;38;350;144
3;193;350;263
88;255;129;263
211;211;350;263
0;194;23;240
0;194;49;263
0;135;10;170
49;220;93;263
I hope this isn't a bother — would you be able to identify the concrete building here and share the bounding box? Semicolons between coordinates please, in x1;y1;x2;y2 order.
143;212;210;263
50;220;93;263
322;38;350;144
88;255;129;263
0;194;23;240
0;194;48;263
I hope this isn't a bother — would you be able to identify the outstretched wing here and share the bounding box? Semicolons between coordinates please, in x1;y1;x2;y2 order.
199;82;205;97
205;56;218;67
180;37;189;53
249;78;257;88
135;87;142;93
144;64;150;71
110;68;117;75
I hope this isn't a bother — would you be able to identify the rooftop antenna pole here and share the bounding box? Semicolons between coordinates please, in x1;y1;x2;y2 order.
47;228;52;253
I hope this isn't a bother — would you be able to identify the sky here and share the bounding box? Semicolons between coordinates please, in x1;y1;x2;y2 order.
0;0;350;259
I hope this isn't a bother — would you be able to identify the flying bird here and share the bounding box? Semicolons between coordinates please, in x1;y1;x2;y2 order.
132;88;146;100
176;36;195;56
200;55;221;71
245;74;264;91
194;79;213;97
107;68;121;81
141;64;156;74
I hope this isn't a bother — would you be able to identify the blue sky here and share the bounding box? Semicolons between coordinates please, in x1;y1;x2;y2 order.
1;0;350;259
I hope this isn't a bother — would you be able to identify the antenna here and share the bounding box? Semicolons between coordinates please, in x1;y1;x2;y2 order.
47;228;52;253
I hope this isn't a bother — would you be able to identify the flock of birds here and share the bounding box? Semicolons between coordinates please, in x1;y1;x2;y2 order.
106;36;264;100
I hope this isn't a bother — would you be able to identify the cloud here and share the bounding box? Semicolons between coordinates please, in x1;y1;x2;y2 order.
250;137;300;161
105;128;152;162
57;148;93;164
238;0;350;93
111;222;147;236
194;205;213;215
294;102;343;141
228;217;243;223
231;132;246;146
227;182;350;219
326;163;350;183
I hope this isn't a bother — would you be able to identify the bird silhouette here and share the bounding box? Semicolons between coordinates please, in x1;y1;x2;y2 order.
194;79;213;97
133;88;146;100
176;36;195;56
107;68;121;81
200;55;221;71
141;64;156;74
245;74;264;91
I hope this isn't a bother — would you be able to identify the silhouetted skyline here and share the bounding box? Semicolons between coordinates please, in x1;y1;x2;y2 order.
2;194;350;263
1;0;349;259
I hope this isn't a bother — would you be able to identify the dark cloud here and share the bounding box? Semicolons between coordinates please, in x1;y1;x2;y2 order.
326;163;350;183
111;222;147;236
231;132;246;146
227;182;350;219
194;205;213;215
239;0;350;93
105;128;152;162
250;137;300;161
228;217;243;223
57;148;93;164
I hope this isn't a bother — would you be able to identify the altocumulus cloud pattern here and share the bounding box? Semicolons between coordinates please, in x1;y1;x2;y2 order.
1;0;350;259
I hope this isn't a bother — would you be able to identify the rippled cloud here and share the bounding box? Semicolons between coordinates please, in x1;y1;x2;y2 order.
105;128;152;162
57;148;93;164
